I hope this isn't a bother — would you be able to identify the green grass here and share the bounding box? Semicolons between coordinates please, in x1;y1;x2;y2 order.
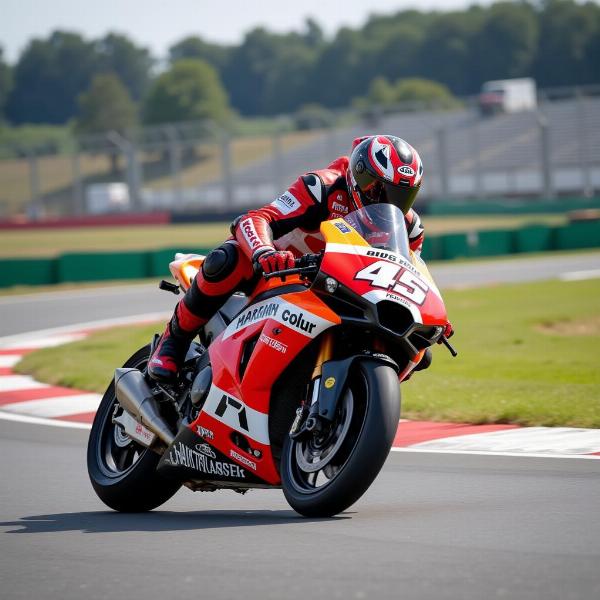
14;278;600;427
0;214;567;258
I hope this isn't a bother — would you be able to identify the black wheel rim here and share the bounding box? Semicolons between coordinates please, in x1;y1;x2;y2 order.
95;357;149;479
286;374;368;494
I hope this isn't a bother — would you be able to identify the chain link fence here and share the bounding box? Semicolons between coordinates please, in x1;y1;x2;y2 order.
1;87;599;219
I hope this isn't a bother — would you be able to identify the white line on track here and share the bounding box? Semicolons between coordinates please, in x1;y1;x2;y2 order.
0;410;92;429
560;269;600;281
391;447;599;460
0;375;49;391
0;394;101;417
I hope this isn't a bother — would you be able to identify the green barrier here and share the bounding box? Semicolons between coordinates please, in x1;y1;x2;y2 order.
57;251;151;283
475;229;515;256
514;225;556;253
440;233;470;259
555;220;600;250
149;248;211;278
0;257;57;287
427;196;600;216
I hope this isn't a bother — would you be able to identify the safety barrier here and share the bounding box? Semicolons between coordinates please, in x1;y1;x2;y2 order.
1;222;599;288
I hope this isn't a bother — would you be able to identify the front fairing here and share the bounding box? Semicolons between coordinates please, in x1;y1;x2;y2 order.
319;204;448;329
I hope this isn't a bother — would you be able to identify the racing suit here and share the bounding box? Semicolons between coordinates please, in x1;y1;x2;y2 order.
148;153;425;381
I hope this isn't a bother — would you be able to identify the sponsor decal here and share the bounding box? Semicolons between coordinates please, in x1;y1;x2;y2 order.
271;191;301;215
282;308;317;334
196;425;214;440
259;332;288;354
195;443;216;459
167;442;246;479
202;385;270;445
134;422;155;444
235;302;279;330
397;165;415;177
366;249;420;276
215;394;249;431
324;377;336;389
230;449;257;471
334;222;351;234
331;201;348;213
385;291;415;309
240;218;266;252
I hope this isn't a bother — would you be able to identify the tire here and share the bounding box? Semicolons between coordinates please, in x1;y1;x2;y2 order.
281;361;401;517
87;345;181;512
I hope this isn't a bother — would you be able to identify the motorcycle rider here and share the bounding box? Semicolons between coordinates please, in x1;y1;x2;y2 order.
148;134;451;382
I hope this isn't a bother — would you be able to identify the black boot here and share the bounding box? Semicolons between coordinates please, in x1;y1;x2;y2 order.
148;302;205;382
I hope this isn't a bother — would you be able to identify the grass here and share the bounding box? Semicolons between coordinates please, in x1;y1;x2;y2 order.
0;214;567;258
15;278;600;427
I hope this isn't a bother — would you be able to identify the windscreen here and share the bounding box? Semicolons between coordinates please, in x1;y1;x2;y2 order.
343;203;411;258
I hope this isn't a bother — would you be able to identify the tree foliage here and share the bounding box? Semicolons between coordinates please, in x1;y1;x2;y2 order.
75;73;137;135
2;1;600;126
0;47;12;122
143;59;230;125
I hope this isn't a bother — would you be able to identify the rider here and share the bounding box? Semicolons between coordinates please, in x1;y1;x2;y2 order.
148;134;449;382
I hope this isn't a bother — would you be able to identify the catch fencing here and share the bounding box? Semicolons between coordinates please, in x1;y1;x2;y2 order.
1;86;599;219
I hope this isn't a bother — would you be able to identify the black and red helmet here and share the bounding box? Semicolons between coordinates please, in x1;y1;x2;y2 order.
346;135;423;214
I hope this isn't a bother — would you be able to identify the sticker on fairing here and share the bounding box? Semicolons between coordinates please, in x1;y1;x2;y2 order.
221;297;335;340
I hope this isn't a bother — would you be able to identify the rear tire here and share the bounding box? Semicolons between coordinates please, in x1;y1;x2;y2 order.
281;361;400;517
87;345;181;512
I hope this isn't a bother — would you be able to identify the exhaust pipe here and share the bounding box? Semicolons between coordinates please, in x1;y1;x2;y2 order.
114;368;175;446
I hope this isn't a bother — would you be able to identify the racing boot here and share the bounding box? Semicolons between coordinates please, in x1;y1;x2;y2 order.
148;300;206;382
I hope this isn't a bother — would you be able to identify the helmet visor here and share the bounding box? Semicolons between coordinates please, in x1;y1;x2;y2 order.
364;181;420;214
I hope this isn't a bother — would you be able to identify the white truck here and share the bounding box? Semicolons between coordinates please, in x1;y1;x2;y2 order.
478;78;537;116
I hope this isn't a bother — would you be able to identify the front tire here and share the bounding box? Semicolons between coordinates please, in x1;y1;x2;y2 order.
281;361;400;517
87;345;181;512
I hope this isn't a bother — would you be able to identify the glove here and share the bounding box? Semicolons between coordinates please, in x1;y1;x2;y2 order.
255;250;295;274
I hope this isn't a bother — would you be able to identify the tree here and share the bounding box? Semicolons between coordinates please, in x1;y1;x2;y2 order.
95;33;153;101
6;31;97;124
143;59;230;125
0;47;12;121
534;0;600;86
393;78;461;108
76;73;137;135
169;36;231;73
470;1;538;83
76;73;137;175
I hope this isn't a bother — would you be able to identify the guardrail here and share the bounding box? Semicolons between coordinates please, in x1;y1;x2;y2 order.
1;220;599;288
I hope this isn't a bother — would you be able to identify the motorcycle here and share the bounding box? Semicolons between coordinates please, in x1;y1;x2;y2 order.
87;203;456;517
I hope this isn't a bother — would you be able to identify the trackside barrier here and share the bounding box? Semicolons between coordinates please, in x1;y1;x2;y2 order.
1;224;599;288
0;257;58;287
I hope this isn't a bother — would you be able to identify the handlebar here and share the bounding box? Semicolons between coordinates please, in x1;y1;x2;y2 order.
261;253;322;280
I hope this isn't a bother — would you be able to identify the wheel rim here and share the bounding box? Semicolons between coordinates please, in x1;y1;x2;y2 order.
95;358;149;479
286;377;368;494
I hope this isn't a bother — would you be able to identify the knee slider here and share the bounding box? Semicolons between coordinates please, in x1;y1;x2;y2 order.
201;243;238;282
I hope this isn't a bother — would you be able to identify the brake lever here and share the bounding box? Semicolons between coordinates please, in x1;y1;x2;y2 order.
263;265;318;281
440;336;458;357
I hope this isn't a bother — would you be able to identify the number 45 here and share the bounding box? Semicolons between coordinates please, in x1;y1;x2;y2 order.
356;261;428;305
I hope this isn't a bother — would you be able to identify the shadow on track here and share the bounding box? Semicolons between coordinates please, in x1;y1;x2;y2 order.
1;509;349;534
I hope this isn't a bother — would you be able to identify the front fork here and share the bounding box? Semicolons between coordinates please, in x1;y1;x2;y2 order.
290;332;334;439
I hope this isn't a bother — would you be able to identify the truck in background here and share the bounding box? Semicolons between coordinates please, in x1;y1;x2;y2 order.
478;78;537;116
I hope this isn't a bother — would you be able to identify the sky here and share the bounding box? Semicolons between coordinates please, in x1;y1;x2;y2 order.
2;0;492;62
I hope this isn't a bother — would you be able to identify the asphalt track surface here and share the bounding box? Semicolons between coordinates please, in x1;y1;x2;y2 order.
2;251;600;600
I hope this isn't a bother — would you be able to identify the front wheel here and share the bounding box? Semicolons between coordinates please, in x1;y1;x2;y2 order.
281;361;401;517
87;345;181;512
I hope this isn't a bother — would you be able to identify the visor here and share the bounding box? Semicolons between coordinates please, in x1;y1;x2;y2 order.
363;181;420;214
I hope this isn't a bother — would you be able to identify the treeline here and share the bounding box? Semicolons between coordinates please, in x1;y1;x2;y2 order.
0;0;599;130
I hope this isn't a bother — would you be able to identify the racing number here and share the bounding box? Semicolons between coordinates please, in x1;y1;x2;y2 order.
355;261;429;305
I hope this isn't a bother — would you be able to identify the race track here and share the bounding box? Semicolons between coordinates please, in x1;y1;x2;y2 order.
1;251;600;600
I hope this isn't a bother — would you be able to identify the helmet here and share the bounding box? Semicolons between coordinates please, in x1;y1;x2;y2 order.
346;135;423;214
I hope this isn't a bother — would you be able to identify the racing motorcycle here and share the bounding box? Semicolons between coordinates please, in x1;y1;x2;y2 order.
87;204;456;517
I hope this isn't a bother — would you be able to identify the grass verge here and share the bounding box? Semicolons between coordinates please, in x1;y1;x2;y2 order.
15;278;600;427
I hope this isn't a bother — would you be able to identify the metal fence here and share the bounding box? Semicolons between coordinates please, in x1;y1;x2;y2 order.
1;87;599;219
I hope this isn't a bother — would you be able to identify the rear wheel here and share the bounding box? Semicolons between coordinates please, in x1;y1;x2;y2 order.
281;361;400;517
87;345;181;512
